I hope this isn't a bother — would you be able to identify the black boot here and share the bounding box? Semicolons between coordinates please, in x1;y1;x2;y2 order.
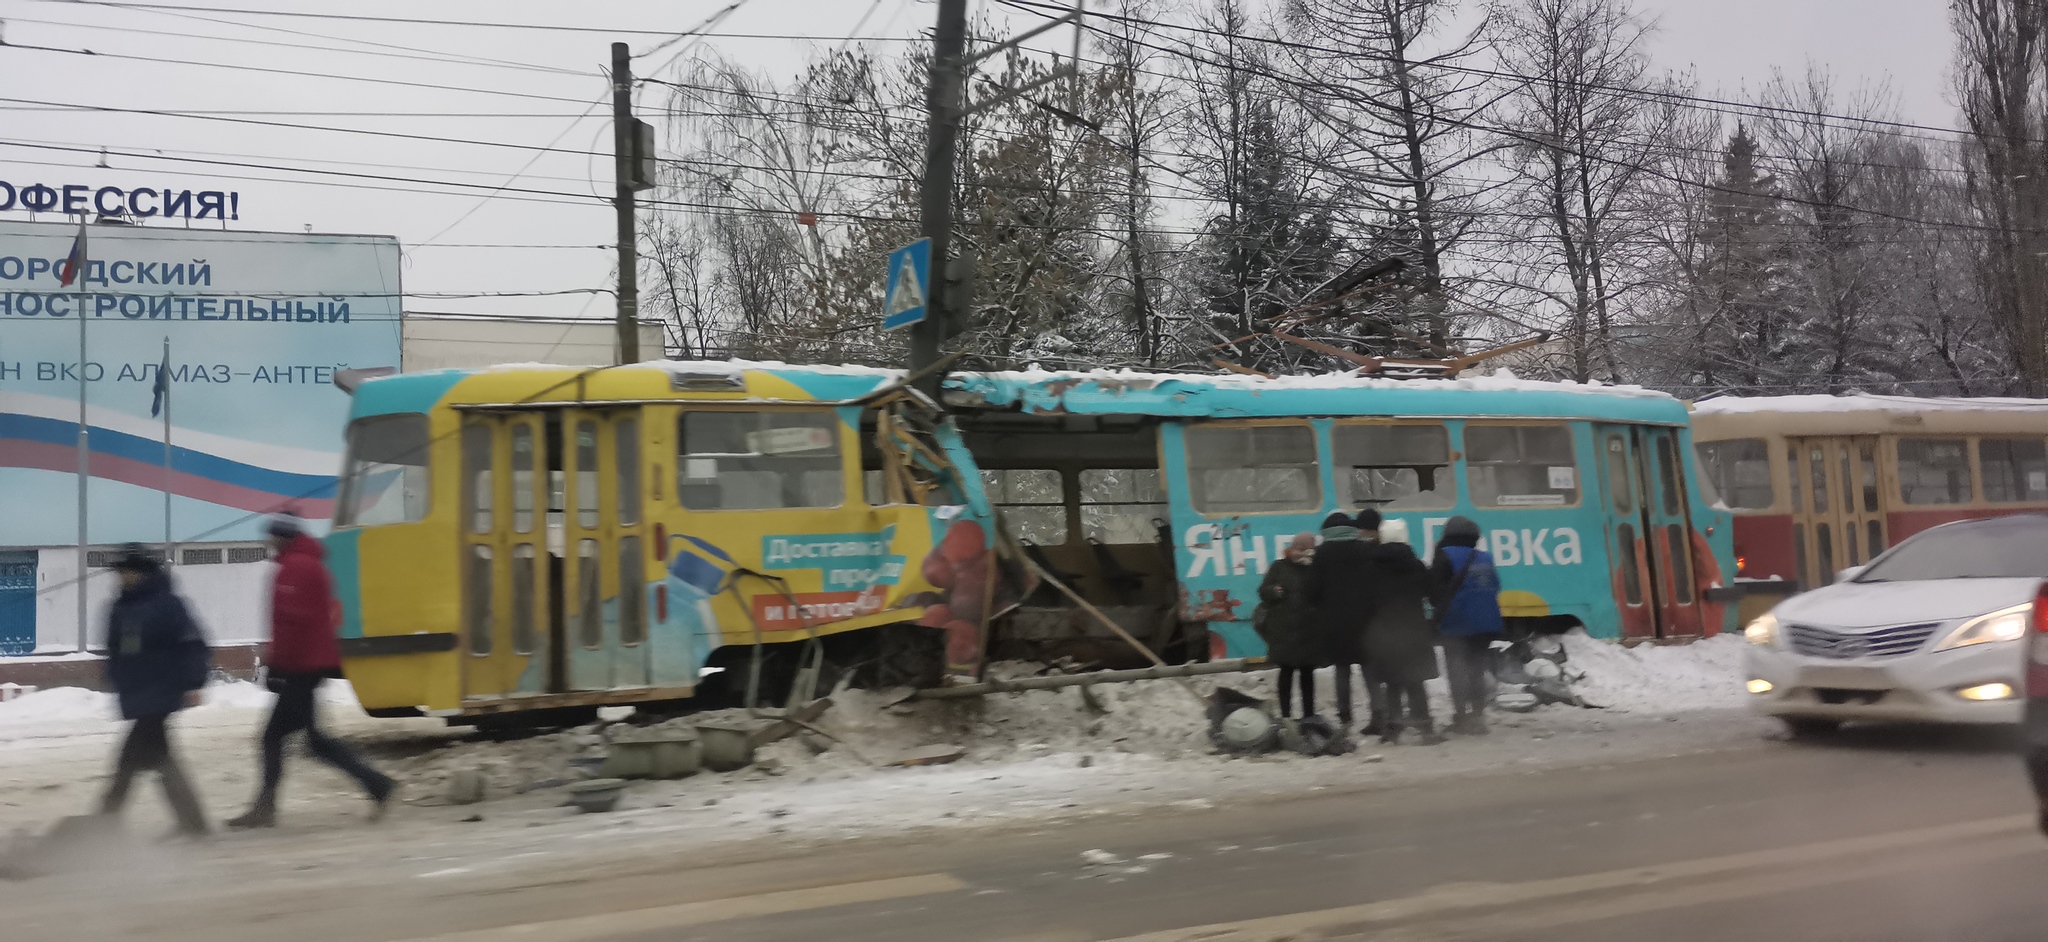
225;802;276;829
1412;720;1447;746
367;776;397;823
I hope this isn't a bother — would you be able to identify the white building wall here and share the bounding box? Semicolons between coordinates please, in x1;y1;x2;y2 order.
401;316;665;371
35;550;270;653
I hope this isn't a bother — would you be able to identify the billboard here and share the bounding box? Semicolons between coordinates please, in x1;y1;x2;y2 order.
0;221;402;546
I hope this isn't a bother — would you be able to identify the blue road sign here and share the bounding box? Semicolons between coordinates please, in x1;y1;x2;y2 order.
882;238;932;331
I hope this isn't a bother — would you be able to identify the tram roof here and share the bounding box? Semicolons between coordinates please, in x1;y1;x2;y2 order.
346;359;1689;425
945;367;1688;423
1692;394;2048;438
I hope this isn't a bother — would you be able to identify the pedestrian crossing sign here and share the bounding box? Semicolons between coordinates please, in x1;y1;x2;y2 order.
882;238;931;331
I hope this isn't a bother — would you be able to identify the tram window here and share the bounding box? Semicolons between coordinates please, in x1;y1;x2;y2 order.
984;469;1066;545
1466;424;1579;508
1839;447;1857;520
1859;442;1880;512
618;536;645;646
1792;523;1809;587
510;544;537;655
1184;425;1319;515
1867;520;1884;559
1617;524;1643;604
1656;436;1684;516
1808;446;1829;513
616;419;641;524
1897;438;1971;505
1665;524;1694;603
1816;523;1835;584
1695;439;1773;510
1980;438;2048;503
1604;436;1634;515
1080;469;1168;543
467;545;493;656
576;540;602;650
337;414;431;528
575;421;600;528
511;425;536;534
462;424;492;534
1333;424;1453;510
677;411;843;510
1787;445;1802;511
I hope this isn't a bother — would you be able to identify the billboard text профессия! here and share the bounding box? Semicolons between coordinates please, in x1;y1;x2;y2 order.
0;221;401;546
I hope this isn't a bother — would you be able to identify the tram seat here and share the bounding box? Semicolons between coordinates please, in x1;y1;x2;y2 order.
1089;536;1146;605
1020;539;1080;606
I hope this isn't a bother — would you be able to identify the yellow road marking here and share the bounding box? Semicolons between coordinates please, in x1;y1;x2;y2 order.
397;872;967;942
1101;814;2035;941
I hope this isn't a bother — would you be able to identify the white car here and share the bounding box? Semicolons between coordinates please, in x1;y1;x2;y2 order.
1743;515;2048;735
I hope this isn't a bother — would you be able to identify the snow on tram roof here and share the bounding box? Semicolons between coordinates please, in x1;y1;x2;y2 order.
1692;394;2048;415
959;365;1672;398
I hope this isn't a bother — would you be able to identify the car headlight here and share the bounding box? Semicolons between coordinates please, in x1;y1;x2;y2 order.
1744;612;1778;646
1933;604;2033;652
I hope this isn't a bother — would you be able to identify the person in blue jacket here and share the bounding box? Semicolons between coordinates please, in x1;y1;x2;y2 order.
100;545;213;837
1429;517;1504;736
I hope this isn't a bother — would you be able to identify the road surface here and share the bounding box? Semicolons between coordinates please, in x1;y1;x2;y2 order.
5;722;2043;941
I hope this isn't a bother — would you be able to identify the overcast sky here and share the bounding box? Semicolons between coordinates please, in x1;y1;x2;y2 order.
0;0;1959;322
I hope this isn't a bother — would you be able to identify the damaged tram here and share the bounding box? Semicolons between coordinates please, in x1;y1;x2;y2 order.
325;362;1734;722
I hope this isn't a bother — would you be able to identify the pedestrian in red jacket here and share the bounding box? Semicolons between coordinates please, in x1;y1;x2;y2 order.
226;513;394;829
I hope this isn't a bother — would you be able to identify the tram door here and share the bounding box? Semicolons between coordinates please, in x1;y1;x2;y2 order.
562;409;651;691
459;413;553;699
1595;425;1707;640
1786;437;1886;588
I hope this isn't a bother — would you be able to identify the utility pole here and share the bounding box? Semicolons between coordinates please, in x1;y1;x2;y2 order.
611;41;641;365
911;0;970;397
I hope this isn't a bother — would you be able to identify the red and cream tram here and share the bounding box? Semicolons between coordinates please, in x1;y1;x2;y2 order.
1691;395;2048;621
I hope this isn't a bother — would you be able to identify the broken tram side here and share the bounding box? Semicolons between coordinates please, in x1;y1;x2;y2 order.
323;362;1735;724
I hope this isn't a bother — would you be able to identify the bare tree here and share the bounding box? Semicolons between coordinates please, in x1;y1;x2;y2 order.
1280;0;1509;348
1492;0;1664;382
1155;0;1334;372
1952;0;2048;393
1755;68;1895;391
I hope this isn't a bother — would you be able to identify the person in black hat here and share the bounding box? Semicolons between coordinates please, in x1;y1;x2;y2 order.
1305;511;1377;731
100;544;213;837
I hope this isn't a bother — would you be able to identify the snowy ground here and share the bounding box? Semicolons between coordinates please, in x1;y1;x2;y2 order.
0;633;1771;887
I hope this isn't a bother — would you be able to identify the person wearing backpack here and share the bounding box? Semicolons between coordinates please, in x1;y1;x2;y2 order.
100;545;213;838
1430;516;1504;735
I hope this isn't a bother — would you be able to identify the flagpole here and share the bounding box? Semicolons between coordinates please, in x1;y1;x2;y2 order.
162;336;175;569
74;219;89;653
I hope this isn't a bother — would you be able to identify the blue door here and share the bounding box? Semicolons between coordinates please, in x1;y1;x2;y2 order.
0;551;36;655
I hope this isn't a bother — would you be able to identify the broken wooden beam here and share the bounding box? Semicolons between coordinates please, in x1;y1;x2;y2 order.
910;659;1275;700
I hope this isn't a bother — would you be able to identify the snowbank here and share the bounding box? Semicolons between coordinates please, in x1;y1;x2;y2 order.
385;635;1746;800
1560;631;1746;713
0;679;361;729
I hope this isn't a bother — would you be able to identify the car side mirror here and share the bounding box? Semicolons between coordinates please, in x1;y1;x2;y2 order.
1836;565;1866;583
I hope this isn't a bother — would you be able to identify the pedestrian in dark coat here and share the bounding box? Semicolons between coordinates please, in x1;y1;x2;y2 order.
1356;511;1444;745
1254;533;1323;717
1305;512;1378;730
1430;516;1504;734
100;545;212;836
226;514;394;829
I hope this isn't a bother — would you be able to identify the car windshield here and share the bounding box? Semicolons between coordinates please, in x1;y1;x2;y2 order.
1855;521;2048;581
